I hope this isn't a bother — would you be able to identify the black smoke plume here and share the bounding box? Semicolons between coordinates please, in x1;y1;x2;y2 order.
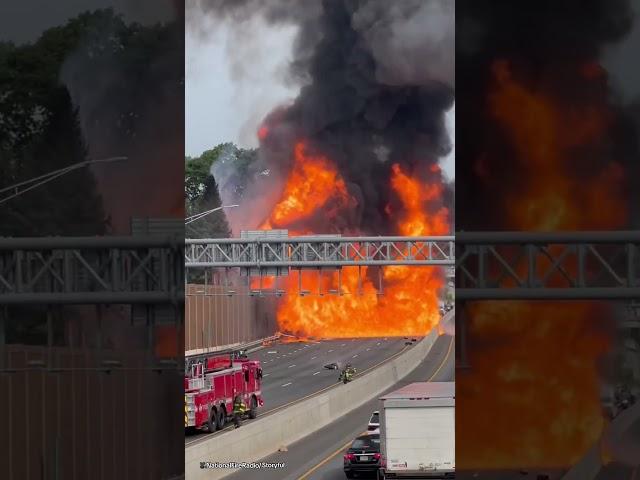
456;0;637;231
455;0;640;473
189;0;454;235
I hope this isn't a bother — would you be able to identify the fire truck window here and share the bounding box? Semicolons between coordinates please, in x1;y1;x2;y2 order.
244;371;249;383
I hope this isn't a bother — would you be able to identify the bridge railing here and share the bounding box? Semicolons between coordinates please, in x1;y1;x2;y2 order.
185;235;455;269
456;231;640;300
0;236;184;305
3;231;640;304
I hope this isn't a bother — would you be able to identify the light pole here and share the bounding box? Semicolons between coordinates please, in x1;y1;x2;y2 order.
0;156;128;206
185;205;239;225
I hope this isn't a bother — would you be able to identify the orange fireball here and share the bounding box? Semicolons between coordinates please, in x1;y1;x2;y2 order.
257;140;449;338
457;60;628;470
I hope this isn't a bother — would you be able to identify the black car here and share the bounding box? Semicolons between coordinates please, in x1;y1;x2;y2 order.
343;434;381;478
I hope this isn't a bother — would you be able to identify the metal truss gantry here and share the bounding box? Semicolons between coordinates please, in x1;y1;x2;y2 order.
456;231;640;300
0;236;184;305
185;236;455;269
3;231;640;304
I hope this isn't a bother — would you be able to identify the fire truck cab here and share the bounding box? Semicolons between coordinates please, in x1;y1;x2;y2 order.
184;353;264;432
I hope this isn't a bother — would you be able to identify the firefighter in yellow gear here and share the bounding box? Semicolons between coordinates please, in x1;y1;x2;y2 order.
233;397;247;429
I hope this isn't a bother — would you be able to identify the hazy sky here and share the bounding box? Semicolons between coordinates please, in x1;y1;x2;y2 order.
185;20;456;180
185;19;299;155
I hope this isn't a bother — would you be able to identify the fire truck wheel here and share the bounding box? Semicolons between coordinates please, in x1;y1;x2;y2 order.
216;406;226;430
248;396;258;419
207;408;218;433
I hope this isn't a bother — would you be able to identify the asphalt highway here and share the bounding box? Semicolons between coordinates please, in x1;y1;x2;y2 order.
224;328;455;480
185;336;415;447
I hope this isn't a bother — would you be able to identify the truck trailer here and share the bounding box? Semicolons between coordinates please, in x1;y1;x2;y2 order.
378;382;455;479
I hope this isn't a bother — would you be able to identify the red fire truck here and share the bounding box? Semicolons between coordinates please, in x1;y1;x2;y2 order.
184;352;264;432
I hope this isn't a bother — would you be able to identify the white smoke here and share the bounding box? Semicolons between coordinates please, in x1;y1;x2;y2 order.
211;146;286;235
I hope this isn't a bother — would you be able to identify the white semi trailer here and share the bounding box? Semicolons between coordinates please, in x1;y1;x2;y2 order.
378;382;455;479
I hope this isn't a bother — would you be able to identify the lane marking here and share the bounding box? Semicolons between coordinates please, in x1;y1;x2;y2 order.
298;431;368;480
311;356;317;360
341;343;346;346
289;364;296;368
376;342;381;346
298;336;454;479
313;372;320;376
263;373;270;377
262;342;412;415
426;335;454;382
366;348;370;351
328;349;334;353
352;354;358;358
281;382;292;387
187;336;424;449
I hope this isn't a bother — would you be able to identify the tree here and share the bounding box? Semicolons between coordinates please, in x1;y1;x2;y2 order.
185;144;231;209
185;145;232;239
185;143;259;239
0;11;134;236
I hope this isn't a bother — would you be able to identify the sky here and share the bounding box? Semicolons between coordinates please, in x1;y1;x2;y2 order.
185;19;457;181
185;18;299;156
2;0;637;186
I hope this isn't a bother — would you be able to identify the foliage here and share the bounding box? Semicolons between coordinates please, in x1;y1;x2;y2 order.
0;10;128;236
185;143;231;206
0;8;184;236
185;146;229;239
185;143;258;240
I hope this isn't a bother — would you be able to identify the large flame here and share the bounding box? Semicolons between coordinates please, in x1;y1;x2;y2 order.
457;60;627;470
260;141;355;231
256;141;448;338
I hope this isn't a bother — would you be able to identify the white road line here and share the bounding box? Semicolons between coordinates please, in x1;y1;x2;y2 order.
376;343;381;346
313;372;320;376
366;348;370;351
328;349;334;353
341;344;346;346
282;382;292;387
311;356;317;360
263;374;270;377
352;354;358;358
289;364;296;368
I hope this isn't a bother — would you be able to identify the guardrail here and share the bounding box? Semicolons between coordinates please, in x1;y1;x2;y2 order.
185;334;281;365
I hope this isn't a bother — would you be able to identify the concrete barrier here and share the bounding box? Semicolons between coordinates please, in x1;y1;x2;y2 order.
185;313;450;479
